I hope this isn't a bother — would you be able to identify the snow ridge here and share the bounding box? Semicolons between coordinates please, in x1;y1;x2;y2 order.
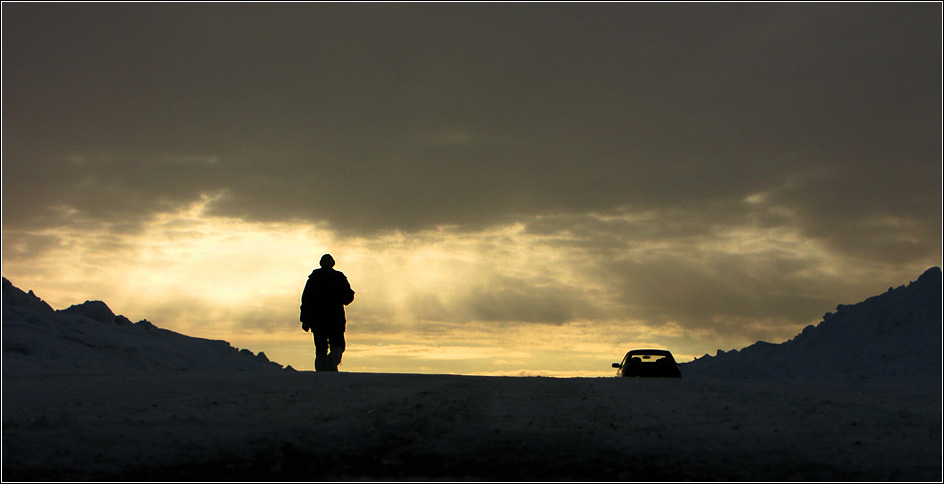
2;277;288;374
681;267;943;380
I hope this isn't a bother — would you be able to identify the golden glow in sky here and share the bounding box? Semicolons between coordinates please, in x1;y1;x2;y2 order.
4;192;936;376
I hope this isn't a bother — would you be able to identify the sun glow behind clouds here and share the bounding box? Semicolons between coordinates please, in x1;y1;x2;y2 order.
127;197;330;307
3;194;657;374
2;195;626;373
3;193;935;375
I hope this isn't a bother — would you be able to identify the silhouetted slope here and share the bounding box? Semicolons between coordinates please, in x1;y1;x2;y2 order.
681;267;943;379
2;277;287;373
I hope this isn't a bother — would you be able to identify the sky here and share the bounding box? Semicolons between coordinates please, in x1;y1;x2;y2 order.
2;3;941;376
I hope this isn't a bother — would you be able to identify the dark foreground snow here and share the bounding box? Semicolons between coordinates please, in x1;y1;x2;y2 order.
2;370;940;481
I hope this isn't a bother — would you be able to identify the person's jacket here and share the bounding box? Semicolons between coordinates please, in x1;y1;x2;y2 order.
300;268;355;330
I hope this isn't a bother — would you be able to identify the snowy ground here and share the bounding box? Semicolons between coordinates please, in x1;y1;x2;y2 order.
2;370;940;481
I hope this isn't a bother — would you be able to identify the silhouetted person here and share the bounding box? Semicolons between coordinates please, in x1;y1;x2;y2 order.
300;254;355;371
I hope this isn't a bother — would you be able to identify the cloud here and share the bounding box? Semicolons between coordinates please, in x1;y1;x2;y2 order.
2;3;940;373
4;4;939;243
460;275;587;325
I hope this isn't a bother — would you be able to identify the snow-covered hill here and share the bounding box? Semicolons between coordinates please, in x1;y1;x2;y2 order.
2;277;287;374
681;267;943;379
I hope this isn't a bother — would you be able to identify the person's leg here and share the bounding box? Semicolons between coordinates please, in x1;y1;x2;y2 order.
313;330;329;371
327;330;346;370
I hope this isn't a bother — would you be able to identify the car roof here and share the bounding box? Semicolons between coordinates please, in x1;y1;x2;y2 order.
625;349;673;356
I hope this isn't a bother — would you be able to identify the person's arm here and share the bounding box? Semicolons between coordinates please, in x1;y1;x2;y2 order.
340;275;355;305
300;277;313;330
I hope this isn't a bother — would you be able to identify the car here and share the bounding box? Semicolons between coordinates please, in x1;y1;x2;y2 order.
612;349;682;378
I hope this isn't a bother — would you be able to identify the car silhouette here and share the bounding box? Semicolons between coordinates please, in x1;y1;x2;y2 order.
612;349;682;378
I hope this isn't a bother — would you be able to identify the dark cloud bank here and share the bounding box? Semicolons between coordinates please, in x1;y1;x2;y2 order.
5;4;940;242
